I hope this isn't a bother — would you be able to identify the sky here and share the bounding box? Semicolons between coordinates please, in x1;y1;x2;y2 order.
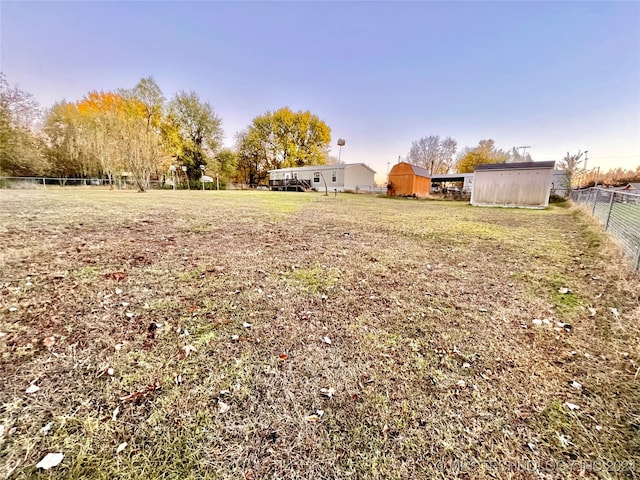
1;1;639;179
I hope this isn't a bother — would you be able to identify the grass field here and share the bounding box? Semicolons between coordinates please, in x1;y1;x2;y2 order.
1;189;639;479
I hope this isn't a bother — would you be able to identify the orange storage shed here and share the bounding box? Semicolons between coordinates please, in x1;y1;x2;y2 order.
388;162;431;197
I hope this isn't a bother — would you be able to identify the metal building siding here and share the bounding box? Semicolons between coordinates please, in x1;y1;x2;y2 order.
471;169;553;208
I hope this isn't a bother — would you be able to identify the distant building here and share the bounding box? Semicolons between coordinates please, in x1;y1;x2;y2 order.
387;162;431;197
387;162;474;197
471;161;556;208
268;163;376;192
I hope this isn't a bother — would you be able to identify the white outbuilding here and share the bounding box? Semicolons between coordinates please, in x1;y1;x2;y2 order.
268;163;376;192
471;161;556;208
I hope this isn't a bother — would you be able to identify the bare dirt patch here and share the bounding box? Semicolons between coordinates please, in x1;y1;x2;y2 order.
1;189;638;479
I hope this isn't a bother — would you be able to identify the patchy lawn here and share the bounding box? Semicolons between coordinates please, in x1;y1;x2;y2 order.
0;189;638;479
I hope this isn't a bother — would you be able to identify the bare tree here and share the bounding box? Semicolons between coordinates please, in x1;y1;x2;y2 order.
407;135;457;174
557;150;584;191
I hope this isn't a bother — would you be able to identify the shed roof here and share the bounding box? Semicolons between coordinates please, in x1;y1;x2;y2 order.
475;161;556;172
430;173;475;182
389;162;431;177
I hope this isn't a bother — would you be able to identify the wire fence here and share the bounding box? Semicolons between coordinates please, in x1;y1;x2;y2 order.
0;176;225;190
571;187;640;270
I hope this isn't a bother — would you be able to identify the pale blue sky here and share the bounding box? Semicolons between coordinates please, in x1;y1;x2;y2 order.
2;1;639;176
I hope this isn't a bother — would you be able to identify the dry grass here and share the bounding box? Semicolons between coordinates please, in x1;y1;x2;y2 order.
0;189;639;479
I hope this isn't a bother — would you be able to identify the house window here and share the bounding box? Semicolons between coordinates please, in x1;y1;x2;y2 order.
331;170;337;183
285;173;290;180
313;172;320;183
293;172;298;180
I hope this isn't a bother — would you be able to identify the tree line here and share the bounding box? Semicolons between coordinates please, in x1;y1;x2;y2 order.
0;74;332;190
406;134;639;188
405;135;532;174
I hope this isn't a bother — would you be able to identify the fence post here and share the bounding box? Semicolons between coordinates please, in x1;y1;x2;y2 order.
592;187;598;213
635;245;640;271
42;178;46;189
604;191;615;230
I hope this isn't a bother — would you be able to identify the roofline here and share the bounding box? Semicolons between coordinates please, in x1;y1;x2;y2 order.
475;161;556;172
268;163;376;174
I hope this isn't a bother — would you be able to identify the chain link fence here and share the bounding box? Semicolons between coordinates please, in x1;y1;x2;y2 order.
571;187;640;270
0;176;219;190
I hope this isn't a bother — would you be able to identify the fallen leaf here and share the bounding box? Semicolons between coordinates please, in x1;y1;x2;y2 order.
564;402;580;411
183;344;197;356
43;336;56;347
322;336;332;345
557;433;572;447
305;414;320;422
25;384;40;394
319;387;335;398
105;271;127;281
115;288;123;295
279;354;288;361
381;424;390;435
462;362;471;369
527;442;537;453
36;452;64;470
588;307;597;317
218;401;231;414
569;380;582;389
231;335;239;341
456;380;466;388
112;405;120;421
242;322;252;329
116;442;128;454
39;422;53;434
125;312;134;319
119;383;160;402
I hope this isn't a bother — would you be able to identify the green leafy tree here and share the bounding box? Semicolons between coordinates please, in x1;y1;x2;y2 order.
0;74;47;176
236;107;331;183
214;148;238;183
235;128;269;185
456;139;509;173
43;101;96;179
168;90;223;179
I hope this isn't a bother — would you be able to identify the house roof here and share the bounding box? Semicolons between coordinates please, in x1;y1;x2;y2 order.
475;161;556;172
267;163;376;174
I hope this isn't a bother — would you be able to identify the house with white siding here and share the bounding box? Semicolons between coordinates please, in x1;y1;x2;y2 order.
268;163;376;192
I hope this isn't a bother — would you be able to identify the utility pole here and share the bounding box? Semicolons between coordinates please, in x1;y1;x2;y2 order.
518;146;531;160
